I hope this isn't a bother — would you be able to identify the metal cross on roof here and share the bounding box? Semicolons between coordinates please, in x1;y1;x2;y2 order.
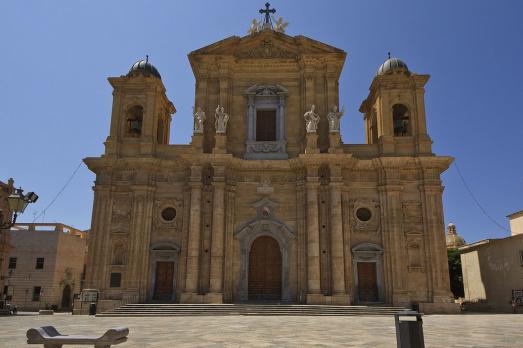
259;2;276;25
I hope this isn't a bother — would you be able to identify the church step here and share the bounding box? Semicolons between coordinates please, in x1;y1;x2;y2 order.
97;304;408;317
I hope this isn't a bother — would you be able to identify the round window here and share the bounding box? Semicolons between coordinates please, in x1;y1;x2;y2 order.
161;207;177;222
356;207;372;222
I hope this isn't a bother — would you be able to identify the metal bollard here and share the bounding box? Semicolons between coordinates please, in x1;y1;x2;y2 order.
394;310;424;348
88;302;97;316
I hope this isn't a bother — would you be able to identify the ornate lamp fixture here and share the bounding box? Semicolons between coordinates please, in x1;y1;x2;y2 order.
0;188;38;229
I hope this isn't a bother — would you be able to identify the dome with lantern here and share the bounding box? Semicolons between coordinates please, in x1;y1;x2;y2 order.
446;222;465;249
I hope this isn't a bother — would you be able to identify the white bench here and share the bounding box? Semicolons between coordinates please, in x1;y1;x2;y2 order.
26;326;129;348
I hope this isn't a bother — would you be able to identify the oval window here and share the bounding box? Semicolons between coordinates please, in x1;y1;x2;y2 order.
356;207;372;222
161;207;177;222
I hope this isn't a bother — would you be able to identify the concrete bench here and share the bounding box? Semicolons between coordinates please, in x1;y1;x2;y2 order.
27;326;129;348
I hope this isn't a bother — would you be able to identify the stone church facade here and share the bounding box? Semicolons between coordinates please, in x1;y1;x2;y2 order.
84;19;454;310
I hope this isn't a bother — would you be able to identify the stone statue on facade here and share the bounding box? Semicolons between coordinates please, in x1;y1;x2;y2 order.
248;19;262;34
273;17;289;33
193;106;206;133
215;105;229;133
304;105;320;133
327;105;345;132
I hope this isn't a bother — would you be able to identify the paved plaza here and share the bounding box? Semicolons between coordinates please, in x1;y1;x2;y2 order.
1;313;522;347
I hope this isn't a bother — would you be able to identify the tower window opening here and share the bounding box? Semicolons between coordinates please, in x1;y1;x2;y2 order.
126;105;144;136
392;104;410;136
256;109;276;141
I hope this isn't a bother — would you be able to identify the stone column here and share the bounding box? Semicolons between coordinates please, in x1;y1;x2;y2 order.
329;167;347;301
306;167;321;303
209;167;225;302
181;166;203;302
296;176;307;303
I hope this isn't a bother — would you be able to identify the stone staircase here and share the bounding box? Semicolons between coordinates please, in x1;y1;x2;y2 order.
97;303;408;317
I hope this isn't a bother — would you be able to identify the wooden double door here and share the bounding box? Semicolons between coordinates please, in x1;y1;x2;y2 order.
357;262;379;302
248;236;282;301
154;261;175;301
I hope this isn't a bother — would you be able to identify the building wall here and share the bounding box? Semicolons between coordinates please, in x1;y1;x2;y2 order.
3;224;87;311
460;234;523;311
509;212;523;236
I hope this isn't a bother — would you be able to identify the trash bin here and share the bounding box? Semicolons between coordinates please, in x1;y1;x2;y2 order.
89;302;97;316
394;310;424;348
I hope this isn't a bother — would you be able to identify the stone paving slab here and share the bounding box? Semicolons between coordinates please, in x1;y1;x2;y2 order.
0;313;522;347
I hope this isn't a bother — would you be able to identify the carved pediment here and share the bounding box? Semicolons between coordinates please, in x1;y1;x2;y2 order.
235;39;297;59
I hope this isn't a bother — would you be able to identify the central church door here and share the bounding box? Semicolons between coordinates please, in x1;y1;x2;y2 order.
357;262;378;302
248;236;282;301
154;261;174;300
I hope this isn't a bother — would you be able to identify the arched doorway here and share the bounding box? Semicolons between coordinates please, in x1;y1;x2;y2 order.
61;285;72;309
248;236;282;301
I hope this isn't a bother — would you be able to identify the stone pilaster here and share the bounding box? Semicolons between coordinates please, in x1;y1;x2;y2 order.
329;169;347;301
296;176;307;303
305;133;319;154
213;134;227;154
126;185;155;301
328;132;342;153
85;186;111;290
223;182;236;302
422;183;452;302
380;182;409;306
208;166;225;302
181;166;203;302
306;168;321;302
191;133;204;151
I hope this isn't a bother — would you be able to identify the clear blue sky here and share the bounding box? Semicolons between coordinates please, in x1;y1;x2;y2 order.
2;1;522;243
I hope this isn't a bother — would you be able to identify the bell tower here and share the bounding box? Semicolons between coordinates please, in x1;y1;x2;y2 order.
359;56;432;155
104;58;176;157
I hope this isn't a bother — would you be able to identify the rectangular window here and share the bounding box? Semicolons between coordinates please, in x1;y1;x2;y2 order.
32;286;41;301
35;257;44;269
110;273;122;288
256;110;276;141
8;257;17;269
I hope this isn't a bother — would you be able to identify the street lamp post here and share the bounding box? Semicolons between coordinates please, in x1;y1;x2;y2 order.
0;188;39;229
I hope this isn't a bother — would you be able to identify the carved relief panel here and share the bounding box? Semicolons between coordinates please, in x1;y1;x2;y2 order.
111;193;132;233
349;199;380;233
154;198;184;235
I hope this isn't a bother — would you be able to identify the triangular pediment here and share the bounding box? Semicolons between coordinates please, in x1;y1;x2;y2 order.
189;30;345;59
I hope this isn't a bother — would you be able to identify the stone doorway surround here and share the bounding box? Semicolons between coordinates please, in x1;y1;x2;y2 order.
148;241;180;302
234;198;295;302
352;243;384;303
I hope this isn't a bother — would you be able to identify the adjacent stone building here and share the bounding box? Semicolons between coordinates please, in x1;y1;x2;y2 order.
84;12;455;311
2;223;87;311
459;213;523;312
0;178;15;295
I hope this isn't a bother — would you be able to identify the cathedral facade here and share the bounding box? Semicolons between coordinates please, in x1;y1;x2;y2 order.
84;16;454;310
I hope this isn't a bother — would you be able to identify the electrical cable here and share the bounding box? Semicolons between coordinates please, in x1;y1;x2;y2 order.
31;162;84;223
453;161;512;233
